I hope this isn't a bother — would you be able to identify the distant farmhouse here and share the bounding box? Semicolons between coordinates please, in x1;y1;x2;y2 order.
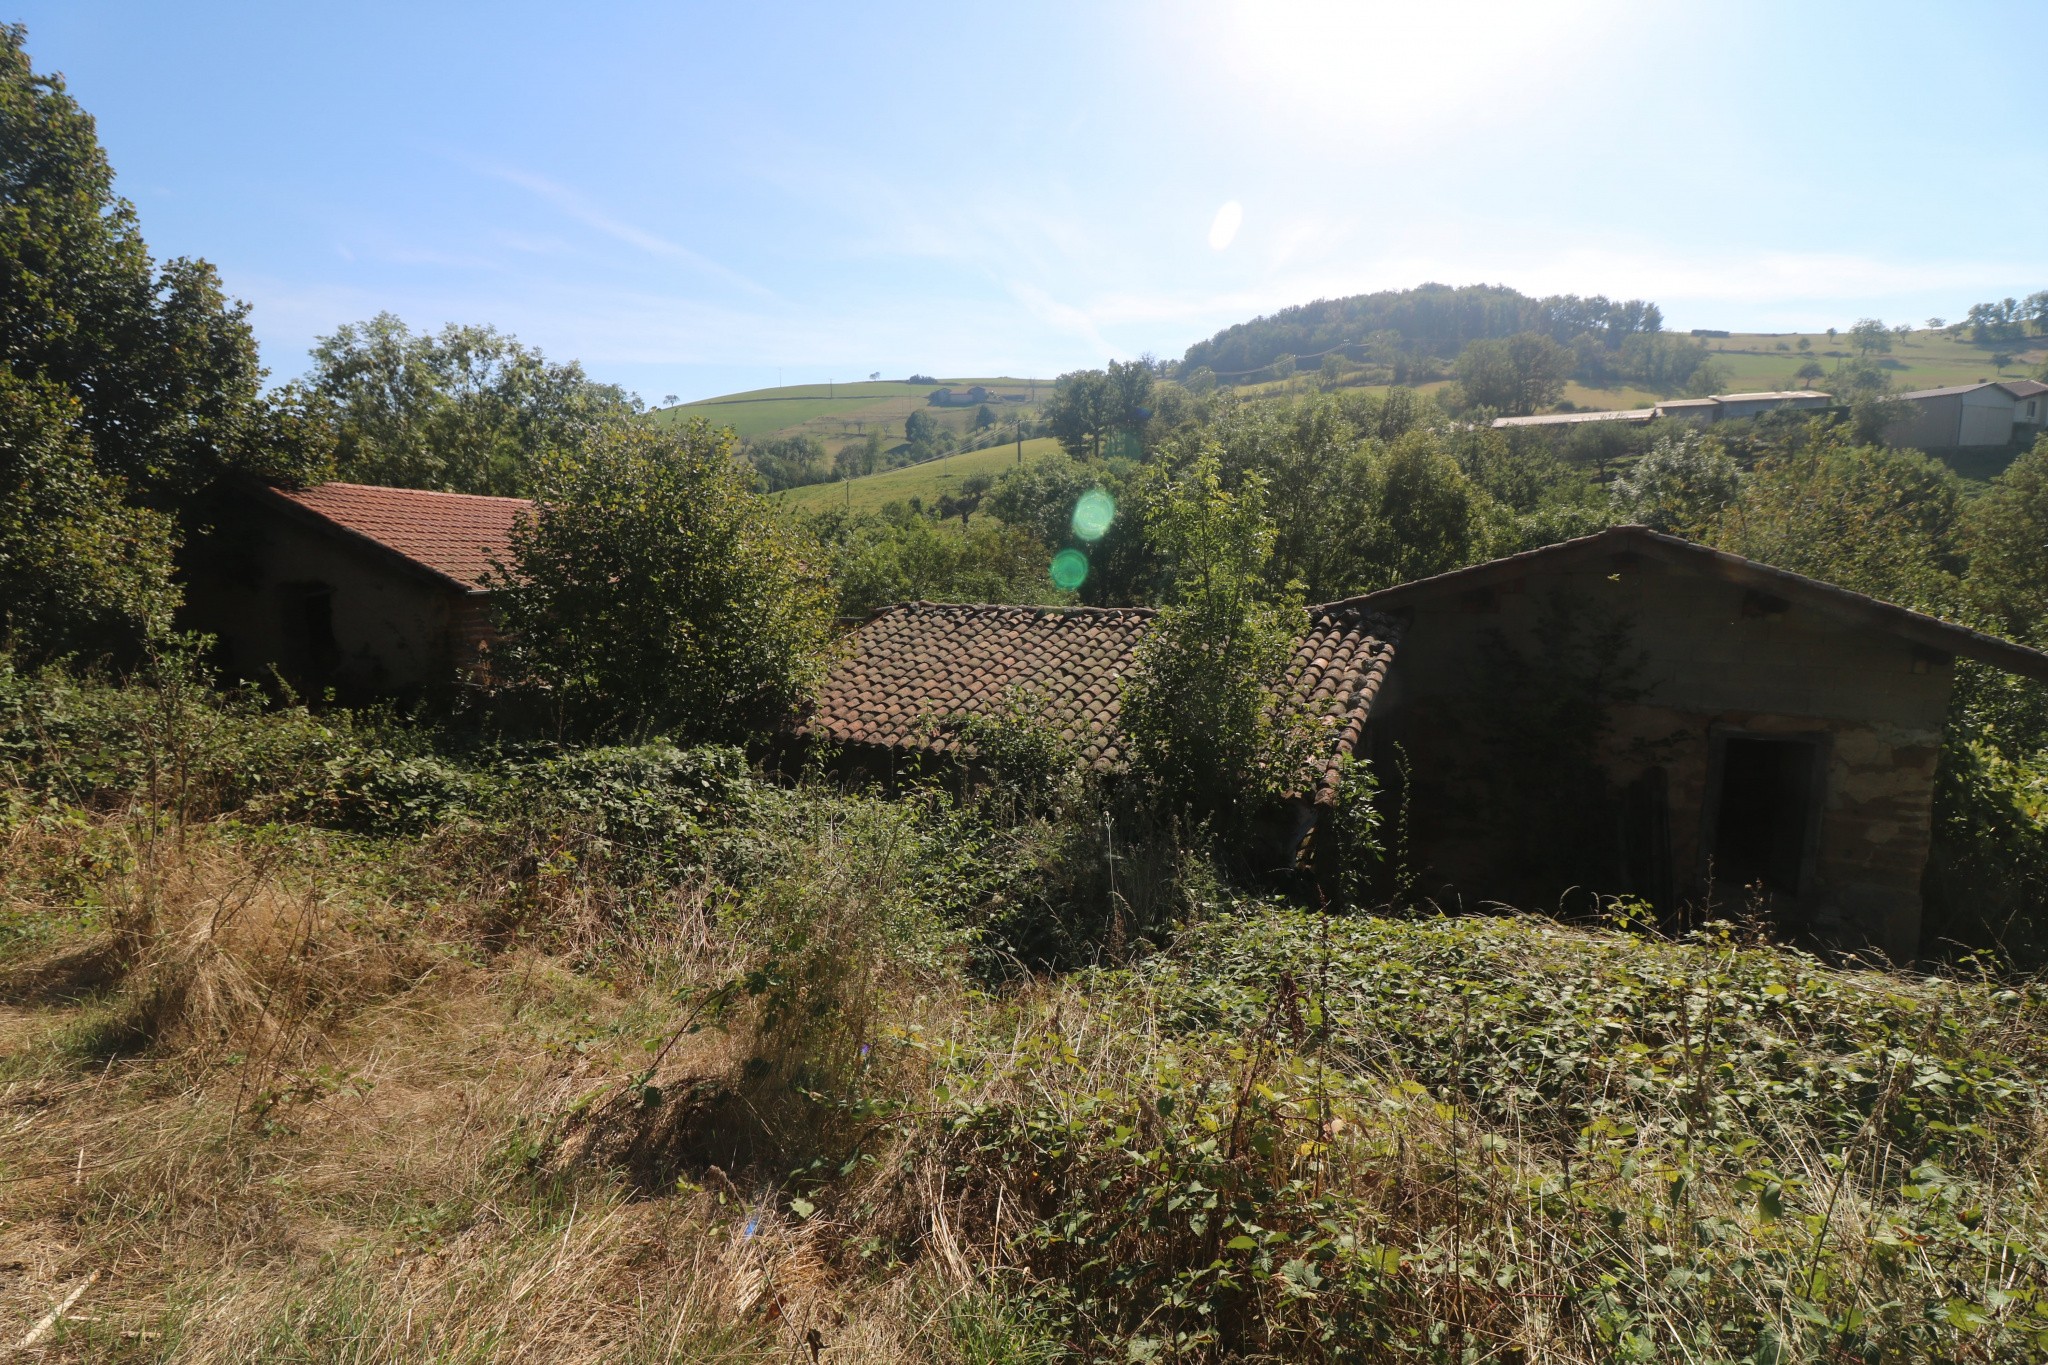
182;481;524;699
1887;380;2047;451
927;384;995;407
2010;378;2048;430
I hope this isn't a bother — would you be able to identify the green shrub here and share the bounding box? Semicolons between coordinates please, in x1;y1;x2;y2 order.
930;905;2048;1362
313;748;484;836
0;646;339;816
509;742;748;881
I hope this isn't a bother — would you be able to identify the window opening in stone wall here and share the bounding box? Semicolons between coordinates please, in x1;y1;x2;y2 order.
1711;736;1819;896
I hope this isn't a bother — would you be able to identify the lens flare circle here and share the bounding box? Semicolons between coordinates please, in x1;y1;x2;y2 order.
1049;548;1089;591
1070;488;1116;542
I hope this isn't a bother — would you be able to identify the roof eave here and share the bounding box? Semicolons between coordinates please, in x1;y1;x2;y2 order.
240;480;500;594
1333;525;2048;685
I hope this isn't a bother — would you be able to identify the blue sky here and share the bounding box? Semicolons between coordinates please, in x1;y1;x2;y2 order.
18;1;2047;403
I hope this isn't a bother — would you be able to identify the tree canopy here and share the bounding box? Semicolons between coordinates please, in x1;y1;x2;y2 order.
1178;283;1662;382
0;372;175;659
1120;451;1307;818
488;419;834;742
0;24;321;503
305;314;638;495
1454;332;1574;415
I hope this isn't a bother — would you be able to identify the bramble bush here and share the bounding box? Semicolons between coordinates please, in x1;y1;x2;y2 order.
918;905;2048;1363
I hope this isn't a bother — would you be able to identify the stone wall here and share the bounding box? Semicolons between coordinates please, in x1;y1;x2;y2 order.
1370;552;1953;961
181;501;483;698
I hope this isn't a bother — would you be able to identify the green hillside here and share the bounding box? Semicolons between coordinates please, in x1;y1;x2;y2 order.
1689;328;2045;394
652;376;1052;447
775;436;1064;514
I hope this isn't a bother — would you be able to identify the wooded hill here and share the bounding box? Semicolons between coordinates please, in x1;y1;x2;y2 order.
1177;283;1664;380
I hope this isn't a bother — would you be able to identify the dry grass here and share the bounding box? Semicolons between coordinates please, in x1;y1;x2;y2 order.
6;780;2044;1361
0;814;1008;1362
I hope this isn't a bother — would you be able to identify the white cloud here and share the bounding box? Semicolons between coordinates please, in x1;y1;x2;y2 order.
482;163;779;300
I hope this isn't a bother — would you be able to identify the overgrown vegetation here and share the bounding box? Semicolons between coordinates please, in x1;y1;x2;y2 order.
7;21;2048;1360
4;662;2047;1362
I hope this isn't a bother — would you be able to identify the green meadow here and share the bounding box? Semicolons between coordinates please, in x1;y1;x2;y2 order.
654;377;1052;443
775;435;1064;514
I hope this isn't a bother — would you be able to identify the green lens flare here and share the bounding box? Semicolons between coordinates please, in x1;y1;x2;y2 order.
1070;488;1116;542
1049;548;1089;591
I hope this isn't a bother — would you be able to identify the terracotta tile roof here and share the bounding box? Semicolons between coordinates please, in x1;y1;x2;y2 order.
804;603;1156;769
802;600;1399;801
1290;601;1400;804
260;482;531;591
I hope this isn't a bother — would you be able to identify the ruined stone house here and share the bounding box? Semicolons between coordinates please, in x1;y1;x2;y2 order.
180;481;527;698
1341;526;2048;962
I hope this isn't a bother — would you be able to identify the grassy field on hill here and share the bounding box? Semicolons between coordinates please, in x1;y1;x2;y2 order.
653;378;1052;447
775;436;1064;514
1693;328;2047;394
1230;328;2047;415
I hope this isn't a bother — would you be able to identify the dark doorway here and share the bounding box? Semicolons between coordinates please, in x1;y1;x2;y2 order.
1711;736;1820;897
287;584;340;687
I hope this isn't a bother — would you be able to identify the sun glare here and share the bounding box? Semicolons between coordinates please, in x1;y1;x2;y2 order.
1207;200;1243;251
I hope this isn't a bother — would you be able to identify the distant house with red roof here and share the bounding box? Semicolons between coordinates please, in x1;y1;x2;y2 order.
182;481;530;697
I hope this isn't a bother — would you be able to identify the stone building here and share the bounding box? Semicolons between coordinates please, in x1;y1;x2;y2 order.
1343;525;2048;962
181;481;527;698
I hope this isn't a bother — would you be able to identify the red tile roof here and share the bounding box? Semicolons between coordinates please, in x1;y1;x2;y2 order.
260;482;531;591
805;603;1155;768
1291;601;1400;804
802;600;1398;802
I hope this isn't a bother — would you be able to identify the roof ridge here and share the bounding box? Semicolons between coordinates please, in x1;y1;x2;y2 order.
892;600;1159;617
290;480;535;506
1327;524;2048;683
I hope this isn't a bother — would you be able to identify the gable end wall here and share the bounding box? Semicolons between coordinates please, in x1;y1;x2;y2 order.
1373;556;1952;961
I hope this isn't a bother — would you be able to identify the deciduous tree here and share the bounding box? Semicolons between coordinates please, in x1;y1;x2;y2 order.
1120;451;1307;818
1;24;320;501
305;314;636;495
1850;318;1893;356
489;419;833;742
1964;436;2048;644
1455;332;1573;416
0;373;175;660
